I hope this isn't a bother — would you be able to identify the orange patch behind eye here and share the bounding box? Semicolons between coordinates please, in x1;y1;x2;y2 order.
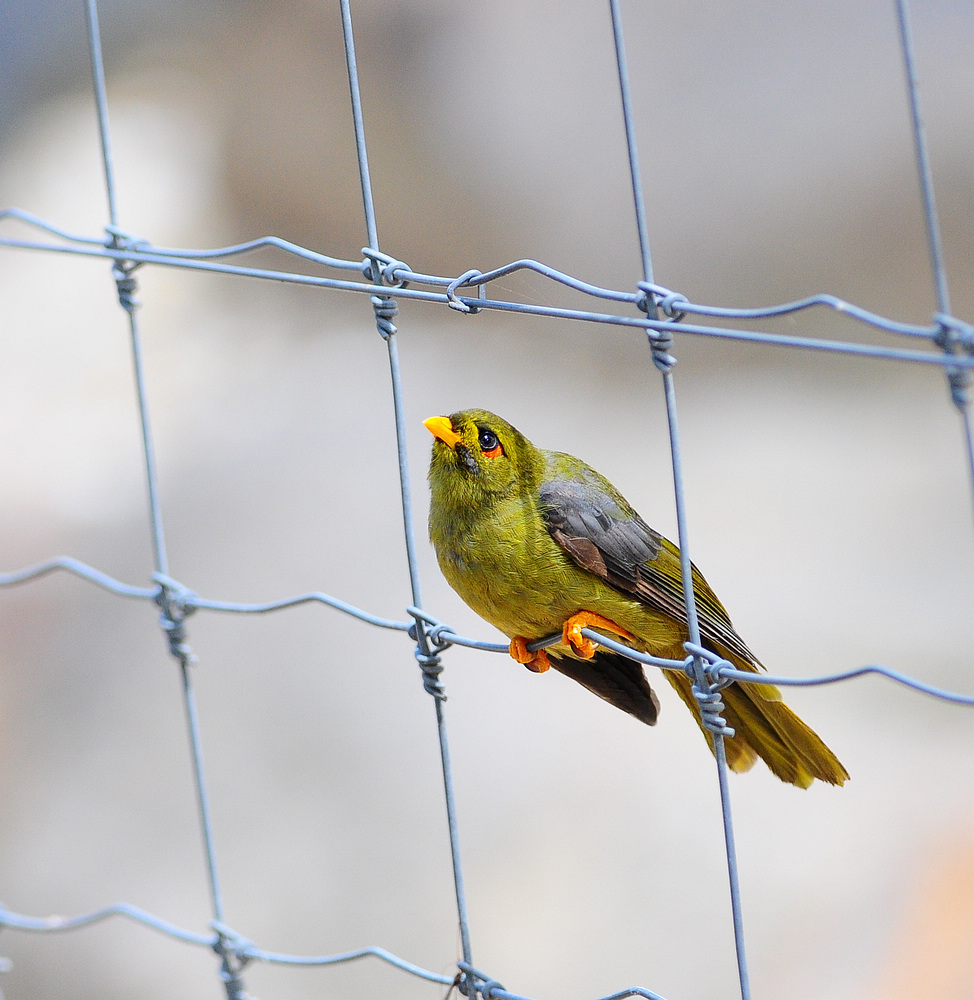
482;445;503;458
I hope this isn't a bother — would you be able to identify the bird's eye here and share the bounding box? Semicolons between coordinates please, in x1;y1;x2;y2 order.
478;428;503;458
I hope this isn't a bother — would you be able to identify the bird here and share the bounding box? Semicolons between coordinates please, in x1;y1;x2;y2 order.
424;408;848;788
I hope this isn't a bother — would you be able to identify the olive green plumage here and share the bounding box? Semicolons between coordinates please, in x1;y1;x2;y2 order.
426;408;848;789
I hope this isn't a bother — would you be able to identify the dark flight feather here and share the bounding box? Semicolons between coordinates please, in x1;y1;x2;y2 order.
539;471;758;666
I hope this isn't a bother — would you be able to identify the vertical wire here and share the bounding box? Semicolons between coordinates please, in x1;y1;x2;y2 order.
383;332;473;965
84;0;227;938
384;334;424;610
125;310;170;578
894;0;949;316
659;374;702;647
959;418;974;519
82;0;119;229
608;0;654;290
662;370;750;1000
893;0;974;513
608;2;751;997
84;0;168;577
338;0;474;973
180;658;226;925
339;0;379;253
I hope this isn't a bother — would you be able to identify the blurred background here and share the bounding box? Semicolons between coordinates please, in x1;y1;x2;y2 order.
1;1;973;998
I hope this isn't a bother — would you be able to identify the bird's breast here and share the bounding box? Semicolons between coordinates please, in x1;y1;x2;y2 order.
432;497;579;639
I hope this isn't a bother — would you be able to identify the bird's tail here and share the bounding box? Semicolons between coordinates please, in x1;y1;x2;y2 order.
665;664;848;788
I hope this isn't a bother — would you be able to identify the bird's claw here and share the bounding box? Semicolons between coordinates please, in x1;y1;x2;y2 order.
510;636;550;673
562;611;634;659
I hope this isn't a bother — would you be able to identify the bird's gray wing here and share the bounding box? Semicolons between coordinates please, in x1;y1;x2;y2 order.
538;461;757;665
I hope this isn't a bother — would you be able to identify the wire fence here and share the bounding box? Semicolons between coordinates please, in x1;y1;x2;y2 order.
1;1;973;999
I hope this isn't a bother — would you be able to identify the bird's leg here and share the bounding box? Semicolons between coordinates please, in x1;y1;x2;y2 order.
509;636;550;673
562;611;634;659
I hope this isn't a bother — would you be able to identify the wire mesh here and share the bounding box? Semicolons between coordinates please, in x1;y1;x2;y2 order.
0;1;972;999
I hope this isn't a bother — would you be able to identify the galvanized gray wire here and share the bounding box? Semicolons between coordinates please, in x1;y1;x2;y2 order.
0;1;972;1000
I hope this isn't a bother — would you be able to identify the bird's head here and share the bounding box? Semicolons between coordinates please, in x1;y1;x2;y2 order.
424;409;542;508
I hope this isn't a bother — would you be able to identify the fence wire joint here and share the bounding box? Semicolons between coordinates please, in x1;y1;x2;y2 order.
362;247;411;287
683;645;735;738
407;608;454;700
153;573;199;664
447;270;484;313
638;281;688;322
370;294;399;339
211;922;254;1000
457;962;506;1000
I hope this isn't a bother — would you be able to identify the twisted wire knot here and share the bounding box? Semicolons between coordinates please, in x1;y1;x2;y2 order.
948;369;971;410
638;281;689;322
211;923;253;1000
415;648;446;700
477;977;505;1000
152;574;198;664
407;616;453;701
635;282;679;373
933;312;974;354
446;270;484;314
683;648;735;738
211;921;255;966
647;327;676;374
684;644;735;691
932;315;974;411
371;294;399;339
691;685;734;738
105;226;144;313
361;248;410;287
406;614;456;654
111;262;139;312
217;953;249;1000
426;622;457;650
457;962;505;1000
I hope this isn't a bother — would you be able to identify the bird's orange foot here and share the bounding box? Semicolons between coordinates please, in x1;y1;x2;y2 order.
562;611;634;659
510;636;550;673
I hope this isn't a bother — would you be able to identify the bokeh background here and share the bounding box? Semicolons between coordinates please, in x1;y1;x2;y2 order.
1;1;973;999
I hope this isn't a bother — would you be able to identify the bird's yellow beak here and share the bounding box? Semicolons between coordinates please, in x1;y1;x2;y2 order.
424;415;462;449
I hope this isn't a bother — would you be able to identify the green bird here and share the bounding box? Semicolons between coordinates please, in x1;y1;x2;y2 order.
425;408;848;788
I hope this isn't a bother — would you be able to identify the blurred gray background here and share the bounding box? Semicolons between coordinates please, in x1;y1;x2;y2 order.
1;1;973;999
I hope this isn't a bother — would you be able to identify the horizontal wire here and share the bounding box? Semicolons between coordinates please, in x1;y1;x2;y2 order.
715;663;974;704
591;631;974;703
0;901;671;998
1;559;970;705
0;902;213;946
637;282;941;338
457;961;671;1000
0;557;411;630
132;236;364;272
0;209;363;270
0;904;453;983
0;207;108;245
0;903;674;998
2;234;970;368
3;211;958;341
0;901;674;999
0;555;157;598
3;214;972;370
401;257;639;303
490;986;670;1000
189;592;410;630
240;944;453;981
